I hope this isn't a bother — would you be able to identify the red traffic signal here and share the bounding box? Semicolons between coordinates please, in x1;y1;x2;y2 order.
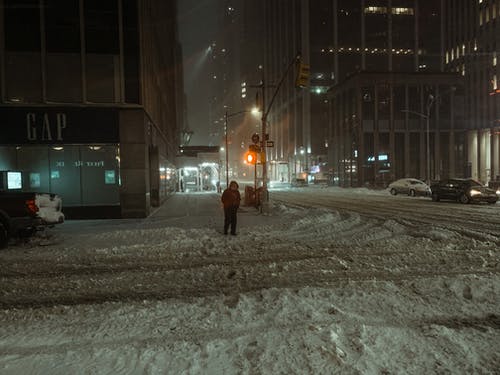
244;151;257;164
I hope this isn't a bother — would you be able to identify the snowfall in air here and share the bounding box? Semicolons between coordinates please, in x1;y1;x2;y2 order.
0;186;499;374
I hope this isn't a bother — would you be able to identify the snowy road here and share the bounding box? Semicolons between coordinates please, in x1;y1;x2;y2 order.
272;187;500;238
3;189;497;308
0;188;499;374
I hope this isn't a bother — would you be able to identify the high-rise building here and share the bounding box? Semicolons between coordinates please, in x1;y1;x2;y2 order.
327;1;466;186
214;1;499;188
238;0;462;186
443;0;500;182
0;0;183;218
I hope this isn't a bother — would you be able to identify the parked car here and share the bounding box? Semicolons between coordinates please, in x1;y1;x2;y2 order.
0;191;64;249
430;178;499;204
291;178;308;187
388;178;431;197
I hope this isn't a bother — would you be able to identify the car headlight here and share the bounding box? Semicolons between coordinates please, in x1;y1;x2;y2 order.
470;189;481;196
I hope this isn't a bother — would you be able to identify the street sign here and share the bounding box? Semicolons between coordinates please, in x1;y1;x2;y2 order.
251;133;260;144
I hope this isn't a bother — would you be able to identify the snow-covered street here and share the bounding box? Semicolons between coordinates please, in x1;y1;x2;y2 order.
0;187;499;374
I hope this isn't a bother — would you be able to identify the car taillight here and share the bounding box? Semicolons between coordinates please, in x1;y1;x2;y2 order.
25;199;39;214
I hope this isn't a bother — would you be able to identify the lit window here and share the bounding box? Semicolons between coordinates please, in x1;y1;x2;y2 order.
493;75;498;90
493;4;497;19
446;51;449;64
462;44;466;54
451;49;454;60
461;65;466;76
364;6;387;14
485;7;489;22
478;0;482;4
493;52;498;67
456;46;460;58
479;10;483;25
392;7;414;15
474;40;478;51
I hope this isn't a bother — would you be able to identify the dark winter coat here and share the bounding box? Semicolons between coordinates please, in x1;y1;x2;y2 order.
221;181;241;209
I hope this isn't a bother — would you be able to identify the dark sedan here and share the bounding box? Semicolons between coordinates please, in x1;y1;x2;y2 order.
430;178;499;204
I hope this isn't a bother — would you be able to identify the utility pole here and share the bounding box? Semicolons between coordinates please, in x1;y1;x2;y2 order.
257;53;303;212
260;68;268;197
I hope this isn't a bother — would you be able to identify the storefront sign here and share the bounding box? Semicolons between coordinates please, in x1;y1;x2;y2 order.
26;112;67;141
0;107;119;144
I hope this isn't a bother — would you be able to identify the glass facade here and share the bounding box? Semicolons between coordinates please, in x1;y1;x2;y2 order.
0;145;120;206
1;0;140;105
332;75;465;187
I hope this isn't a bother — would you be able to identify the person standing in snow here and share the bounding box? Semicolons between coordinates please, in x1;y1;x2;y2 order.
221;180;241;235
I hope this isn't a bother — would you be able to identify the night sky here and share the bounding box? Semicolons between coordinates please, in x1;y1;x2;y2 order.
177;0;220;145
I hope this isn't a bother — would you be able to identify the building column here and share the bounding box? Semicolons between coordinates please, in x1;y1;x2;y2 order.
467;130;478;180
448;131;455;178
119;110;151;218
373;85;380;185
389;84;396;181
492;129;500;181
479;129;491;183
404;85;410;177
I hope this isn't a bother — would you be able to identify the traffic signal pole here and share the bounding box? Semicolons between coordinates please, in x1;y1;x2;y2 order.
259;53;302;212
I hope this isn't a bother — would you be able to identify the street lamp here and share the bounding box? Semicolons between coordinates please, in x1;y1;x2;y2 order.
425;94;435;185
402;87;455;184
401;106;431;184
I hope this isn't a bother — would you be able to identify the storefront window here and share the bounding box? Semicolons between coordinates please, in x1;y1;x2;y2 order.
48;146;81;205
81;146;120;205
0;145;119;207
17;146;50;192
0;147;16;170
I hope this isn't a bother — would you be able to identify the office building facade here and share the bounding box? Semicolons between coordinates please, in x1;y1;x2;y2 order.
0;0;182;218
326;0;470;186
443;0;500;182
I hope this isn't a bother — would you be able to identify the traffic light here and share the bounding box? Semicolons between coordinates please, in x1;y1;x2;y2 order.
295;62;310;88
244;150;257;164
